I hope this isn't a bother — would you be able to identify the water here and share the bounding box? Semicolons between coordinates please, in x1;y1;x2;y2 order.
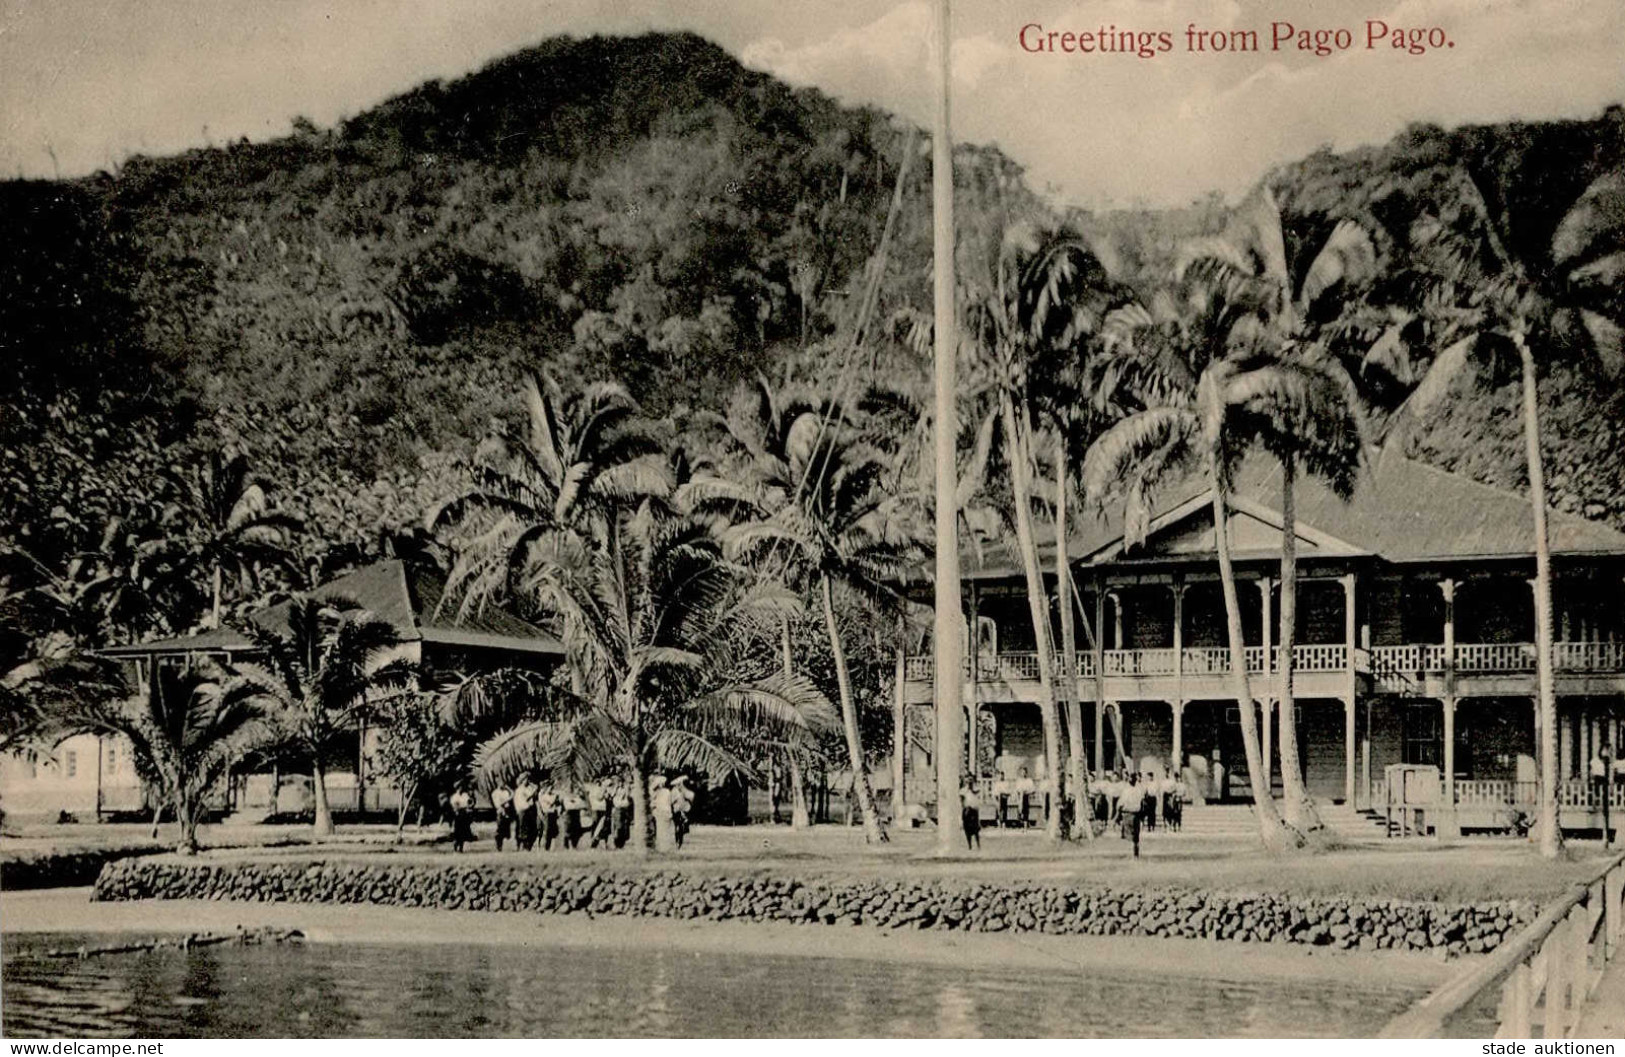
3;933;1425;1038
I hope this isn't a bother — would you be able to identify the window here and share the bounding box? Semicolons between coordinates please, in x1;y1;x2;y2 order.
1403;708;1442;768
65;750;78;779
106;745;118;775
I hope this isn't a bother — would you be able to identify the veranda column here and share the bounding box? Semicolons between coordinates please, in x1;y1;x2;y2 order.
1093;581;1107;772
1438;579;1458;834
1343;573;1358;805
1172;581;1186;775
1257;578;1273;791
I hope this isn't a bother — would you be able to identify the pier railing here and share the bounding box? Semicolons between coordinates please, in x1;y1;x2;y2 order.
1378;850;1625;1038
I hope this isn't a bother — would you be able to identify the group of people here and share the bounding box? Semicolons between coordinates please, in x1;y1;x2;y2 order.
954;767;1188;857
451;773;696;853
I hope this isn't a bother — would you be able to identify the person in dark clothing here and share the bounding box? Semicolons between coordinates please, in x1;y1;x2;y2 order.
1123;773;1144;857
514;774;538;851
611;781;633;849
449;787;475;853
562;788;587;849
960;777;982;851
669;775;694;849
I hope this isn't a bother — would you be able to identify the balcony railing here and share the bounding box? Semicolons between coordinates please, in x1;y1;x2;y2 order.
903;644;1352;683
1370;641;1625;676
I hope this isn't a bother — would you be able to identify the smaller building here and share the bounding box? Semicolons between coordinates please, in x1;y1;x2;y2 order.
0;559;562;823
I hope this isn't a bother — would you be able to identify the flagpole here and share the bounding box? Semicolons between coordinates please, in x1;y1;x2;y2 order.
930;0;965;854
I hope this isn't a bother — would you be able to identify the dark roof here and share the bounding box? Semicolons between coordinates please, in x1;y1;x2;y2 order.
101;560;563;659
960;450;1625;578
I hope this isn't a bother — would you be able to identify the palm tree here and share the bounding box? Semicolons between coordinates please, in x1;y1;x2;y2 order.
473;503;838;851
433;371;671;618
1177;187;1373;830
686;375;849;829
48;660;274;853
231;596;414;838
161;450;301;628
1086;362;1299;852
1388;165;1625;858
724;424;916;844
959;221;1117;840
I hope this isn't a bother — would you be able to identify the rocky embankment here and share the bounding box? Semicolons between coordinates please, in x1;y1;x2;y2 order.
93;857;1535;957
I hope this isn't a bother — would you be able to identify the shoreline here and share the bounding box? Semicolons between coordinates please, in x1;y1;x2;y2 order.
2;887;1459;991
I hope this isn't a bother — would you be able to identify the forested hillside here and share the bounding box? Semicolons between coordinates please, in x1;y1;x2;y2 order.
2;31;1622;642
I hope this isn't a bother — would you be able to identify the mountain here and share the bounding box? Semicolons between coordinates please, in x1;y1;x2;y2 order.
1;30;1621;609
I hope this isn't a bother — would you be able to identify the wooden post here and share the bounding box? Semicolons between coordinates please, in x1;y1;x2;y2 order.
928;0;963;854
1439;578;1457;832
1093;581;1107;772
1258;578;1273;793
1172;581;1185;773
1344;573;1358;805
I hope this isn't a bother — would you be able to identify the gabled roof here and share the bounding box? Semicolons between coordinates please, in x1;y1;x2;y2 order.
960;450;1625;578
100;560;563;659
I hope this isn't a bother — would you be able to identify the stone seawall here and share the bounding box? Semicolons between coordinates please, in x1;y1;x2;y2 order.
93;858;1534;956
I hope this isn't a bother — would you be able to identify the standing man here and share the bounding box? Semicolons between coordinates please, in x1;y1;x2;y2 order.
491;781;514;851
669;775;694;849
449;785;475;853
538;784;562;851
960;776;982;851
514;773;538;851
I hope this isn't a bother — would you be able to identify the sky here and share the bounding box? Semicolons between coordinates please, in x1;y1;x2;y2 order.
1;0;1621;209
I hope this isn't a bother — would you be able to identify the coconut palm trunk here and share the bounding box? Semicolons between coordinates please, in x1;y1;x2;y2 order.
1516;333;1561;859
820;574;886;843
175;793;199;854
628;753;653;853
1210;468;1294;851
779;621;812;830
1000;395;1064;840
311;757;335;839
1275;458;1322;832
1054;445;1091;839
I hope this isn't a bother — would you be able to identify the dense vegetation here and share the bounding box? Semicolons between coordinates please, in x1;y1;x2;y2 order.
2;31;1621;849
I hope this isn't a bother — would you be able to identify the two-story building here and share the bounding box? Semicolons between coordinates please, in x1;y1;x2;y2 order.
901;450;1625;834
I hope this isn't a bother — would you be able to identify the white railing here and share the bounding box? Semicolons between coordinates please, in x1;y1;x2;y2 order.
1371;641;1625;678
1103;648;1176;676
901;637;1625;686
1457;642;1538;672
1554;641;1625;672
1380;851;1625;1038
1292;644;1348;672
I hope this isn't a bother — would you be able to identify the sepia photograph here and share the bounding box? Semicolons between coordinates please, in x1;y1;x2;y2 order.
1;0;1623;1042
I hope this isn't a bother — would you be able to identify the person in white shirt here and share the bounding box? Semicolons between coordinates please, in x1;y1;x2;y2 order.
538;786;562;851
588;781;612;848
513;775;538;851
1014;766;1037;828
490;783;514;851
959;777;983;851
650;775;675;851
562;787;588;849
449;786;475;853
